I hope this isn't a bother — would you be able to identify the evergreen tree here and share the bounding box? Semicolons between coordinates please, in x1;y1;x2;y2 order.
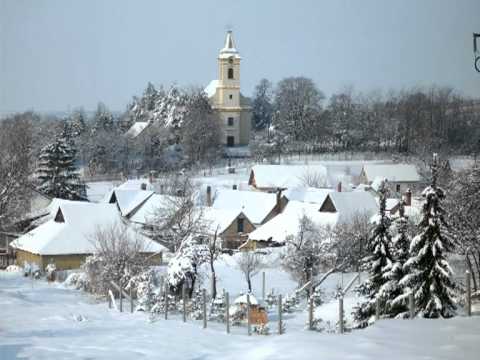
354;180;394;326
398;154;456;318
252;78;273;130
93;102;115;133
36;128;83;200
379;199;410;317
70;109;87;137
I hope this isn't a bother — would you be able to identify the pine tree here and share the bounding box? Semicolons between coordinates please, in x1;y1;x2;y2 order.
354;180;394;326
36;127;83;200
398;154;456;318
380;199;410;317
93;102;115;133
252;78;273;130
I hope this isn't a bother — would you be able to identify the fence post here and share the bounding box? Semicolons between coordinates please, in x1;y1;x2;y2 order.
182;283;187;323
108;289;112;309
308;294;314;330
119;282;123;313
339;296;344;334
409;292;415;319
203;289;207;329
375;297;380;321
165;284;169;320
226;292;230;334
262;271;266;300
466;271;472;317
278;294;283;335
247;294;251;336
130;287;134;313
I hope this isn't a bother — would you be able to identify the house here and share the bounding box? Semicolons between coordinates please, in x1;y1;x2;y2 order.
359;164;422;194
11;202;165;270
129;193;257;250
318;191;378;224
209;188;288;225
247;201;339;245
248;191;378;246
105;188;154;218
248;164;329;192
284;187;333;205
204;30;251;147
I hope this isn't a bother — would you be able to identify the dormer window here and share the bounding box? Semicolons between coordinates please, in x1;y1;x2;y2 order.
228;68;234;79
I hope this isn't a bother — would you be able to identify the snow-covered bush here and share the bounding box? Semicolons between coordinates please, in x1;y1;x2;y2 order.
5;265;22;273
253;324;270;335
127;269;157;312
209;293;226;322
23;262;40;278
64;272;90;291
45;263;57;282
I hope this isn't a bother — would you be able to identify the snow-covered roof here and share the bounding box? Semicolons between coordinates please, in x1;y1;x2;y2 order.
234;294;258;305
362;164;421;183
284;187;333;205
204;80;219;98
107;189;154;217
202;207;253;235
250;165;329;189
125;122;149;138
219;31;241;59
11;202;165;256
321;192;378;223
129;194;175;225
211;189;281;224
248;201;338;243
117;179;154;191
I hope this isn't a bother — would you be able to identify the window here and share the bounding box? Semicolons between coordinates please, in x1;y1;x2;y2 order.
396;184;401;192
228;117;234;126
229;94;233;100
227;136;235;147
237;218;244;233
228;68;234;79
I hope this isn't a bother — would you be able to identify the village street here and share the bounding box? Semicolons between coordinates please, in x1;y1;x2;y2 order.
1;271;480;360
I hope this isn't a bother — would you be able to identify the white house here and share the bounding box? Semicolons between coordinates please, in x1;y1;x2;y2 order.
359;164;422;193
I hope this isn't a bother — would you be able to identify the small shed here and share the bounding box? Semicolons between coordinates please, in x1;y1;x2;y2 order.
231;294;268;325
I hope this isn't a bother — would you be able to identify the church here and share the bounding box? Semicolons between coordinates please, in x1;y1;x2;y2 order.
205;31;251;147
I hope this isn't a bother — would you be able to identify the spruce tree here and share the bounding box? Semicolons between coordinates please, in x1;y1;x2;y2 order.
399;154;456;318
380;199;410;317
354;180;394;326
36;127;83;200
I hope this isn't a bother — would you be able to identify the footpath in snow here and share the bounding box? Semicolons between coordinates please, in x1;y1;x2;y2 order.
1;272;480;360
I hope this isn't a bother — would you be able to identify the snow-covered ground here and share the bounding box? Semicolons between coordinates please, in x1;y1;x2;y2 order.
2;268;480;360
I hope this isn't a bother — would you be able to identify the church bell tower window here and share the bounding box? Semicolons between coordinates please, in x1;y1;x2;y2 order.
228;68;234;79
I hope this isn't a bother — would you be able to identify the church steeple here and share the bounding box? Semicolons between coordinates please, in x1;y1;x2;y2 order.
219;30;240;58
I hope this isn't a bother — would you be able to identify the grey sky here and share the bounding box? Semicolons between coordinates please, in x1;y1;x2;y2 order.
1;0;479;113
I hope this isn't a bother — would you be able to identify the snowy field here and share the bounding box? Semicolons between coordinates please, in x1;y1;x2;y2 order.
1;268;480;360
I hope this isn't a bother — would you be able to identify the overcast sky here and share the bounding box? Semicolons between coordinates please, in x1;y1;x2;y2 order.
1;0;479;113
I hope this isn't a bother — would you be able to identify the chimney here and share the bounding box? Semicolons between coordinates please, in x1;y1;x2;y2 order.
337;181;342;192
206;186;212;207
276;188;283;213
141;183;147;191
404;188;412;206
232;184;237;190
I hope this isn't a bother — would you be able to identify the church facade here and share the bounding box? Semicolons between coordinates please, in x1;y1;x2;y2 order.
205;31;251;146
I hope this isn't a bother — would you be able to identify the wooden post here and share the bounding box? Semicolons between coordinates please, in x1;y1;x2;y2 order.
375;297;380;321
409;292;415;319
203;289;207;329
130;287;134;313
466;271;472;317
278;294;283;335
165;284;169;320
308;295;314;330
108;289;112;309
262;271;266;300
159;276;164;295
339;296;344;334
182;284;187;323
119;282;123;313
226;292;230;334
247;294;251;336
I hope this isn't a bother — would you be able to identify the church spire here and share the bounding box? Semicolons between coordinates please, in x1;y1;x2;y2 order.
220;30;239;56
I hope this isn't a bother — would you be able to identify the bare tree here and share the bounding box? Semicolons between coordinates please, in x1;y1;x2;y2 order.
236;251;266;293
85;222;149;295
148;175;206;252
299;169;329;188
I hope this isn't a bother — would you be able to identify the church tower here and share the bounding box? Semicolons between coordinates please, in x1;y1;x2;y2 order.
205;31;251;147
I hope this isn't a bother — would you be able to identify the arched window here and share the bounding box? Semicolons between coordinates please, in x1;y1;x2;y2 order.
228;68;234;79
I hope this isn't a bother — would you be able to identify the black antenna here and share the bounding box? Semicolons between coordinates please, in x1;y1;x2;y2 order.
474;33;480;53
475;33;480;73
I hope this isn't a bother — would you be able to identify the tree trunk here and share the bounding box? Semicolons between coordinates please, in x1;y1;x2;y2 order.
210;260;217;299
247;276;252;293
